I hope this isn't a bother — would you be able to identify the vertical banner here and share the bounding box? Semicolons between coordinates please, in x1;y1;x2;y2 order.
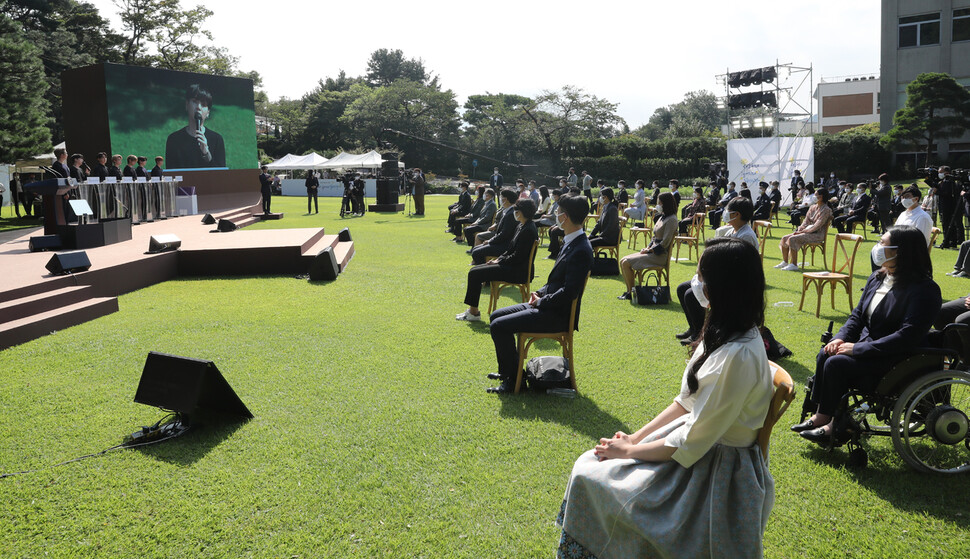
727;137;814;206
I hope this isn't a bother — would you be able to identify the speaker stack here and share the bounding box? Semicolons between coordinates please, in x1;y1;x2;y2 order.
370;152;403;212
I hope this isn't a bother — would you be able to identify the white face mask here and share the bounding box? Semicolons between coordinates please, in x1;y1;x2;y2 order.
871;244;898;267
830;174;836;178
690;275;709;308
902;197;917;209
555;212;566;228
939;173;946;179
857;188;865;194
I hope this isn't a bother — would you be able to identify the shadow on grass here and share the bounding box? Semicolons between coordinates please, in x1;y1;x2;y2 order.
135;415;248;466
496;386;629;442
799;443;970;529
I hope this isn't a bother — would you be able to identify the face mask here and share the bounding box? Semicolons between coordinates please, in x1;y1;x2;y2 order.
513;210;521;220
939;173;946;179
830;174;835;178
871;244;898;267
555;212;565;228
690;275;709;308
857;188;865;194
902;197;917;209
728;211;739;222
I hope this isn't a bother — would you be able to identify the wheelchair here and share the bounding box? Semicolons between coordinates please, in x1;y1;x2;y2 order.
798;323;970;474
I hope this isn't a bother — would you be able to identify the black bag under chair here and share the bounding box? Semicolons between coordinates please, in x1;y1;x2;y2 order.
590;253;619;276
631;275;670;305
524;356;572;390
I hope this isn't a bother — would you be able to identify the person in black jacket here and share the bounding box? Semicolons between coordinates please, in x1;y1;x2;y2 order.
752;182;772;221
793;226;941;443
51;148;70;179
456;199;540;323
833;183;871;233
471;189;518;262
259;165;273;214
305;170;319;213
870;173;893;235
589;188;619;247
108;155;123;180
91;152;109;181
448;181;472;232
484;195;594;393
151;156;164;178
452;186;485;239
462;188;497;245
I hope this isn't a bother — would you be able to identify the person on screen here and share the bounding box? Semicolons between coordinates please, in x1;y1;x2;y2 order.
165;84;226;169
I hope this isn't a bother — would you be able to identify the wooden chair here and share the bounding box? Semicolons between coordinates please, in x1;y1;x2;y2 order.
799;233;863;318
753;220;772;263
770;201;780;228
849;219;868;240
757;361;796;460
594;217;626;262
627;211;653;249
514;273;590;394
673;211;704;262
798;225;832;269
633;241;674;291
486;241;539;314
929;227;942;252
537;224;549;247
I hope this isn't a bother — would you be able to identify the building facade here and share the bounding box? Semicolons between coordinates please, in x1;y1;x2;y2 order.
881;0;970;159
814;75;881;134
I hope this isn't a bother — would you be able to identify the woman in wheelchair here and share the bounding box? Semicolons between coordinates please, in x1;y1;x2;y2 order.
557;238;775;558
792;226;942;443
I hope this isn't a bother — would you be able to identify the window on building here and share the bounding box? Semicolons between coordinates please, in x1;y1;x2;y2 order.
899;13;941;47
954;8;970;42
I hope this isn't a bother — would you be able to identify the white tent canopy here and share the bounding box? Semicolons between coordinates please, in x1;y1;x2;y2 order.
13;141;66;171
266;152;330;170
319;150;384;170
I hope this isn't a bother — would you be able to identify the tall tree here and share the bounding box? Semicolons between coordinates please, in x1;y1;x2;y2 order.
462;93;541;162
635;90;725;140
521;85;626;158
0;14;51;162
882;72;970;162
364;48;435;87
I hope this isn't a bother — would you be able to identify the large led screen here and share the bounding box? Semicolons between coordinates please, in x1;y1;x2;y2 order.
103;64;256;171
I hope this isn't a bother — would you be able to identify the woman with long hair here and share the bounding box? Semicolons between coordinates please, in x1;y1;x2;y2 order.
794;226;941;443
558;238;775;558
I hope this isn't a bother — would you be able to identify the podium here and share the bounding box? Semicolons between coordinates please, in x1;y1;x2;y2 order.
23;178;77;236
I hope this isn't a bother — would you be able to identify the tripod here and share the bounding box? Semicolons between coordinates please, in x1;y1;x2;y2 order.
404;191;413;216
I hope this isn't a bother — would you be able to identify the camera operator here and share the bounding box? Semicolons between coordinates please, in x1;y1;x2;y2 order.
339;174;353;217
410;167;426;215
352;174;366;216
937;166;963;248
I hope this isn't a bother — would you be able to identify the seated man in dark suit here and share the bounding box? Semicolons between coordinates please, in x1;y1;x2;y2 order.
471;189;519;263
589;187;619;247
485;195;594;393
462;188;497;246
471;188;514;249
452;186;485;240
447;181;472;232
708;182;738;228
456;199;540;323
834;183;871;233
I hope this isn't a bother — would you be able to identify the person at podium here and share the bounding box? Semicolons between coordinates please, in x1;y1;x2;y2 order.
165;83;226;169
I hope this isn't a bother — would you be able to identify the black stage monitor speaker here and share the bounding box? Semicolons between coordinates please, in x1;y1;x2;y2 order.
201;213;216;225
308;247;339;281
217;219;238;232
148;234;182;253
46;250;91;275
29;235;62;252
338;227;352;242
134;352;253;420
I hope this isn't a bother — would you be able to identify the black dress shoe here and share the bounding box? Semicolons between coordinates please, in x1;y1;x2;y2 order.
679;337;695;346
486;372;502;380
799;427;831;445
617;292;631;300
675;330;693;340
790;419;817;433
486;382;516;394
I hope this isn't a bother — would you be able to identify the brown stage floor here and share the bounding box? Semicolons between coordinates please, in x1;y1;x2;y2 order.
0;208;353;349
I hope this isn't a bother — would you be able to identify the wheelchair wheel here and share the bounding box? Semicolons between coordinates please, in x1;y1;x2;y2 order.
891;370;970;474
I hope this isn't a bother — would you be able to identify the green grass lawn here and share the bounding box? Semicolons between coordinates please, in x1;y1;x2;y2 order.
1;195;969;558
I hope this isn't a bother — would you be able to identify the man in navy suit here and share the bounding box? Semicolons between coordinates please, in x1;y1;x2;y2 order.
490;168;503;188
51;148;70;179
471;189;519;263
485;195;594;393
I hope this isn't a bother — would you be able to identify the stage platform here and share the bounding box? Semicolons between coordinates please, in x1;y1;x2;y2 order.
0;207;354;350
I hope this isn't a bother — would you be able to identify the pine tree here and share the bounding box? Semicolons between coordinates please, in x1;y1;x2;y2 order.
0;14;51;163
882;72;970;163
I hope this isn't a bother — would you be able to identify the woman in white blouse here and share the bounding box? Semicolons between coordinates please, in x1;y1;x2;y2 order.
557;237;775;559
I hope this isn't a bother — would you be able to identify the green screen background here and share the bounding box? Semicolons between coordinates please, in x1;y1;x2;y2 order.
103;64;256;170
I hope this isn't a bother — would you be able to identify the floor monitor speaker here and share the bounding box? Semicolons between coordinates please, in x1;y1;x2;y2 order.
201;213;216;225
45;250;91;275
148;234;182;253
308;247;339;281
134;352;253;420
217;219;238;232
29;235;62;252
338;228;352;242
